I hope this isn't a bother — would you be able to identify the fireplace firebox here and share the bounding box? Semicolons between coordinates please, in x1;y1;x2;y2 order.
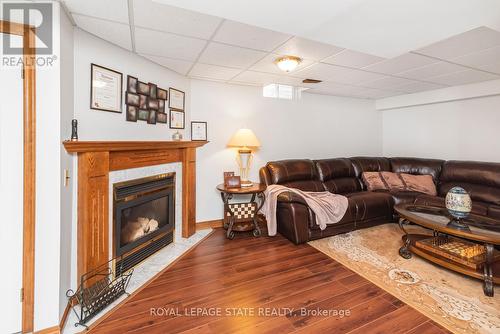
113;173;175;272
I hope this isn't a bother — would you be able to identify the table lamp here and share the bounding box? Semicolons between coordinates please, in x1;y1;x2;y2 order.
227;128;261;187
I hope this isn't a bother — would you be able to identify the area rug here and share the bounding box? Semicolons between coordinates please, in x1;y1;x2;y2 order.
308;223;500;334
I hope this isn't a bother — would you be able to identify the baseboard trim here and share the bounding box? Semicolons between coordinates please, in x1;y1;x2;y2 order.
58;299;73;332
196;219;223;230
34;325;60;334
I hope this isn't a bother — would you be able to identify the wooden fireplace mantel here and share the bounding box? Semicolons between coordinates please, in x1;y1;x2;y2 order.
63;140;208;279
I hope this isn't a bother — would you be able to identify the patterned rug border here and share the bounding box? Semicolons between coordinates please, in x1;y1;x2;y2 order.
308;233;460;334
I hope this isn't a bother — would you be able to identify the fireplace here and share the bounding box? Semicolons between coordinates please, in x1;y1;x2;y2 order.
113;173;175;272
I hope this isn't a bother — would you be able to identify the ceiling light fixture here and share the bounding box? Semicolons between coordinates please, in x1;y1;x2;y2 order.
275;55;302;73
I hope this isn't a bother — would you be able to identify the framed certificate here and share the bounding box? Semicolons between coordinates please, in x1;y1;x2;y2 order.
169;109;185;129
90;64;123;113
191;121;207;141
169;87;185;110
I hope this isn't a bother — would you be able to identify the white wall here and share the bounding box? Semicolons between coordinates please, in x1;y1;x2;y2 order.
34;2;62;330
73;29;190;141
381;81;500;162
190;80;382;222
59;4;74;321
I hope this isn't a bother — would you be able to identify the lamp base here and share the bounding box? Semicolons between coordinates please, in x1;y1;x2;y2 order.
240;180;253;187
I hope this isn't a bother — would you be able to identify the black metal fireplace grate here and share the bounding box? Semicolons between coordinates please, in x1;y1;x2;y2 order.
115;230;174;273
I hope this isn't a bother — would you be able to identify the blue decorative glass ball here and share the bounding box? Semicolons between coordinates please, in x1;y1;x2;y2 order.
445;187;472;219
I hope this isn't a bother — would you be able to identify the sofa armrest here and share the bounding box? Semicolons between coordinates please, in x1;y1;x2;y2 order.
276;201;312;244
277;191;307;205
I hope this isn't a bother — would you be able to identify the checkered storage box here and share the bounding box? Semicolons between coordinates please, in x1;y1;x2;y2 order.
225;202;257;223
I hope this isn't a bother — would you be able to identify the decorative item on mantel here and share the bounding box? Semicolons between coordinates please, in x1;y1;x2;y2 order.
227;128;261;187
71;119;78;141
172;131;183;141
446;186;472;231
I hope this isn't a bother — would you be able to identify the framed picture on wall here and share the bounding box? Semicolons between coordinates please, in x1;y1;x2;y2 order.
157;112;168;124
191;121;207;141
127;75;137;94
137;81;150;95
138;109;149;121
148;98;159;110
126;105;138;122
157;88;168;100
139;94;148;109
169;88;185;110
126;92;140;107
158;99;165;113
90;63;123;113
169;109;185;129
149;83;157;99
147;110;157;124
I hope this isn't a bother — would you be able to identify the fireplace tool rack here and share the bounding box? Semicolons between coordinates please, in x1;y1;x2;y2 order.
66;256;133;328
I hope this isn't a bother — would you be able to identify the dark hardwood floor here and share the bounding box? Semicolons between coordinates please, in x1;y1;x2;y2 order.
89;228;449;334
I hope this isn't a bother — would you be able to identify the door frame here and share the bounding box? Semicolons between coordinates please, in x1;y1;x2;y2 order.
0;20;36;333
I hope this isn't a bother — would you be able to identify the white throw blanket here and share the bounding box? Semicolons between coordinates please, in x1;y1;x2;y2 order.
261;184;349;236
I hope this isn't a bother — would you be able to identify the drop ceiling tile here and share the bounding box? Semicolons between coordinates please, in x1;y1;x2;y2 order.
394;81;447;93
132;0;221;40
213;20;290;51
426;69;499;86
231;71;301;85
73;14;132;50
249;54;315;75
479;63;500;74
322;49;385;68
416;27;500;60
306;89;361;98
451;46;500;74
134;27;207;61
65;0;129;23
189;63;242;80
190;76;227;84
140;54;193;75
350;87;402;99
273;36;344;61
198;42;267;68
397;61;467;80
363;53;438;75
361;76;419;91
293;63;386;84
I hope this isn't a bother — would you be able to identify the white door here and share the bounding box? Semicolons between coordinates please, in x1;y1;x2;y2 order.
0;32;25;334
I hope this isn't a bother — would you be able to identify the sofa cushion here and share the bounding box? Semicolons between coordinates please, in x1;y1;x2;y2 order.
362;172;437;196
400;173;437;196
414;194;489;216
390;157;444;182
345;191;394;221
362;171;404;192
265;159;325;191
439;160;500;206
315;158;362;194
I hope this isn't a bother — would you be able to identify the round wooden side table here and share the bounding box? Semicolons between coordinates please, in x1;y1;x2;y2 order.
216;183;266;239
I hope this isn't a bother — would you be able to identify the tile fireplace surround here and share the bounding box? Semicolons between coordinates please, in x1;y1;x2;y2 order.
62;141;209;331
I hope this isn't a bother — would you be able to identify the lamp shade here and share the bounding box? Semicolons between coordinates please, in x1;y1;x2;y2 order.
227;128;261;148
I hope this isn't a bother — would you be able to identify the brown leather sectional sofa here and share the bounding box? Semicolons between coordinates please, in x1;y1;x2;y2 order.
259;157;500;244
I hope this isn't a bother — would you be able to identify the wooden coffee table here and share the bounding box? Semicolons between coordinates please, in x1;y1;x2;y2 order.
395;204;500;297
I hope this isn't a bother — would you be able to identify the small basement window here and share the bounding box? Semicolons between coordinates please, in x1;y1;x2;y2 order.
263;84;305;100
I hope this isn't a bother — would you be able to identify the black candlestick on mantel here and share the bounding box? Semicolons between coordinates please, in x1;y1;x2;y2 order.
71;119;78;141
